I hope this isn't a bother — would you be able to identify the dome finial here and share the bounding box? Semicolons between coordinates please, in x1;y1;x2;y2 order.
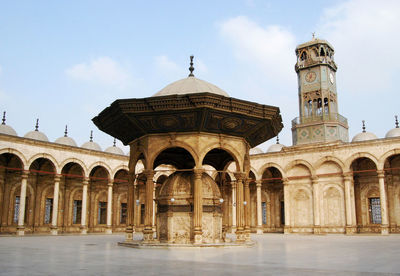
64;125;68;137
90;130;93;142
312;32;316;40
276;135;280;144
35;118;39;131
362;120;366;133
113;137;116;147
2;111;5;125
395;115;399;128
188;55;195;77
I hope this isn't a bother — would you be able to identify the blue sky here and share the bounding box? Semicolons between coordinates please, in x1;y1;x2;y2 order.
1;0;400;153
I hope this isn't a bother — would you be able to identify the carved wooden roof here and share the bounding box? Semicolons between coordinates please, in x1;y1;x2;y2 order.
93;92;283;147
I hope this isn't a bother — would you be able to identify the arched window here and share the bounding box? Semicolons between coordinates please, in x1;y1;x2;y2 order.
324;98;329;114
317;98;322;115
300;51;307;61
320;47;325;56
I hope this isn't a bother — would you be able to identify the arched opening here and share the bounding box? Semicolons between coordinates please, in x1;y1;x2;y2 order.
324;98;329;114
114;169;129;228
89;166;109;231
261;167;284;232
351;157;380;233
300;51;307;61
384;154;400;232
61;162;84;232
0;153;23;233
28;157;56;233
320;47;325;56
153;147;195;170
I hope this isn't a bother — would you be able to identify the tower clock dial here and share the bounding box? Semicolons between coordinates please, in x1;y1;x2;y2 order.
305;71;316;83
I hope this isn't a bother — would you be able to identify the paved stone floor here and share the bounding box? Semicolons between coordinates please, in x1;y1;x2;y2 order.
1;233;400;275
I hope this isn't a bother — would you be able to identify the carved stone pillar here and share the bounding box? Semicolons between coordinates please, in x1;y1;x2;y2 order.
193;169;203;244
283;178;290;234
231;182;237;233
243;178;251;241
234;173;245;242
378;171;389;235
343;172;356;234
80;177;89;234
312;176;321;234
152;184;156;233
143;170;155;242
125;173;135;241
50;175;61;235
256;181;263;234
105;181;113;234
17;171;29;236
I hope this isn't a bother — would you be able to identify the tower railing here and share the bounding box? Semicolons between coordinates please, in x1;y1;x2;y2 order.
292;113;348;127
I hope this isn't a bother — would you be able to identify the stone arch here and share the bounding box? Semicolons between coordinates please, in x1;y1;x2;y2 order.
27;153;59;173
258;162;286;179
88;161;112;179
128;149;147;173
0;148;27;169
285;159;315;178
112;164;129;179
199;142;243;173
149;141;199;170
345;152;379;172
379;148;400;170
59;158;88;177
315;156;345;175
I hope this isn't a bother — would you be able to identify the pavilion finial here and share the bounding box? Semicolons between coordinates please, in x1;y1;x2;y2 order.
113;137;116;147
362;120;366;133
35;119;39;131
64;125;68;137
90;130;93;142
188;55;195;77
1;111;5;125
395;115;399;128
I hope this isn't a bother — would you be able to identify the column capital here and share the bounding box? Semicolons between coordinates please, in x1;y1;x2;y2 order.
108;182;113;187
234;172;245;181
256;180;262;188
231;181;237;189
193;168;204;177
143;169;154;178
21;170;29;179
311;176;319;184
82;177;90;185
282;178;290;185
343;172;353;179
377;170;385;179
54;174;62;182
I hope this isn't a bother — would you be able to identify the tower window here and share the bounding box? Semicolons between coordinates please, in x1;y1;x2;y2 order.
320;47;325;56
317;98;322;115
324;98;329;114
300;51;307;61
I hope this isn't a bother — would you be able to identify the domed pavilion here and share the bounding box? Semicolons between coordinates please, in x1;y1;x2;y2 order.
93;57;283;246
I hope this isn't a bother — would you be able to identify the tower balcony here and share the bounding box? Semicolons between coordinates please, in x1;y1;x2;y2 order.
295;58;337;72
292;113;348;128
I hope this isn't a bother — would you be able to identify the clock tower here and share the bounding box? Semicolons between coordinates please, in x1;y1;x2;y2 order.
292;37;349;145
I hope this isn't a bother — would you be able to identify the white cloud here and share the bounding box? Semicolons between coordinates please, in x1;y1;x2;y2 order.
65;57;132;89
318;0;400;94
219;16;297;84
154;55;182;76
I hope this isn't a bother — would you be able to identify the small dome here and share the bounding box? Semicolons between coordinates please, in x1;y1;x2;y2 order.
158;171;221;204
153;77;229;97
385;116;400;138
386;128;400;138
0;111;17;136
24;119;48;142
55;136;77;147
352;121;378;142
249;147;263;155
267;143;285;153
81;131;102;151
105;145;124;155
55;125;77;147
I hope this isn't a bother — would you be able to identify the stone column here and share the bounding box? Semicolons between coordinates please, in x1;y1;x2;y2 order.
125;173;135;241
283;178;290;234
256;181;263;234
152;184;156;232
312;176;321;234
105;180;113;234
50;175;61;235
143;170;155;242
80;177;89;234
235;173;245;242
17;171;29;236
231;182;237;233
193;169;203;244
377;170;389;235
343;172;356;234
243;178;251;241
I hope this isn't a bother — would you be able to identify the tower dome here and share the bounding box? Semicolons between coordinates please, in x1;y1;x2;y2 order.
24;119;49;142
267;136;285;152
81;131;102;151
152;56;229;97
249;147;263;155
352;121;378;142
385;115;400;138
105;138;124;155
55;125;77;147
0;111;18;136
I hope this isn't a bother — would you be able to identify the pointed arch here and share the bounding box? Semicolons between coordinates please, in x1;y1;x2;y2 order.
344;152;379;171
27;153;59;173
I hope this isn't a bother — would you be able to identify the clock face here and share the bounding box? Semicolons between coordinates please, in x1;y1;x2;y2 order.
305;71;316;83
329;72;334;84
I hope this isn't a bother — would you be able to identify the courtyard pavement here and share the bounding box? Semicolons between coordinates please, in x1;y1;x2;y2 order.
0;233;399;275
